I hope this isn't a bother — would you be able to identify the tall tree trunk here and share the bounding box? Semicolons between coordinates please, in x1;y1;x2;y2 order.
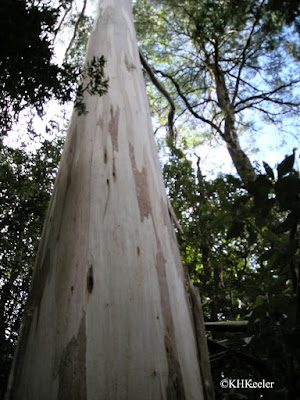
5;1;207;399
204;40;257;187
214;68;257;187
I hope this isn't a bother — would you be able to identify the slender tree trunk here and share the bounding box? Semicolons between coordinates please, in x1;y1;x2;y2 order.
204;40;257;187
5;1;206;399
214;68;257;187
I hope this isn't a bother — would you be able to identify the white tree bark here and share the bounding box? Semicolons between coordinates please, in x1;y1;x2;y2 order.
6;1;205;399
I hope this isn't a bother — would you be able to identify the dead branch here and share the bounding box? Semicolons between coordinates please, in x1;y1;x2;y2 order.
185;271;215;400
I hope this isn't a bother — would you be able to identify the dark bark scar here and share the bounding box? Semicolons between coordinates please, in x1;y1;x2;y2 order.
87;265;94;294
103;179;110;221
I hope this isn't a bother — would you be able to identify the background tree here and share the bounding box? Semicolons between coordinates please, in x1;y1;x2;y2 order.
0;136;64;398
134;0;299;186
0;0;76;135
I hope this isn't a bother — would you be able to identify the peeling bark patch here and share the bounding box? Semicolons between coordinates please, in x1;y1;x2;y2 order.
124;54;136;72
58;314;87;400
155;250;185;400
161;196;171;229
165;335;185;400
87;265;94;294
108;105;120;152
129;143;151;221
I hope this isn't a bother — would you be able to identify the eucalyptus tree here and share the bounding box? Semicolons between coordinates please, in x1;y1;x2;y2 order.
134;0;300;187
5;1;212;399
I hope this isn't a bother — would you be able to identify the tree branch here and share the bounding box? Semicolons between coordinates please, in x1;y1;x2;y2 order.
205;321;248;332
139;50;176;139
64;0;87;57
232;1;265;103
155;69;225;138
185;271;215;400
234;80;300;110
53;0;74;43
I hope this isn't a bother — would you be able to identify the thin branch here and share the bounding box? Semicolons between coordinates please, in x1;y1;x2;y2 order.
65;0;87;58
236;97;300;114
232;1;265;103
205;321;248;332
252;105;293;118
228;72;261;94
156;69;225;138
234;80;300;110
53;0;74;43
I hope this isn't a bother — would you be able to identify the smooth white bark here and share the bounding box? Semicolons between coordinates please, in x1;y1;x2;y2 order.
6;1;205;399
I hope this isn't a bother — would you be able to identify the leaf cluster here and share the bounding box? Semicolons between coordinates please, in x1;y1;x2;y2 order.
74;56;109;116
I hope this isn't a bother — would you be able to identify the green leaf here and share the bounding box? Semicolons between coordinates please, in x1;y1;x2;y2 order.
263;161;274;180
255;295;265;307
277;152;295;178
243;336;253;345
274;210;300;233
275;176;300;210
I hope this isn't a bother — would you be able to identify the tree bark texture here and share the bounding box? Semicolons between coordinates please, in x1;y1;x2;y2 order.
6;1;205;399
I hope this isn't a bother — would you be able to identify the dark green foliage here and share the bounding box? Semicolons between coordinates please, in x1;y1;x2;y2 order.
0;0;76;134
267;0;300;31
0;0;109;135
164;150;300;399
0;138;64;399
